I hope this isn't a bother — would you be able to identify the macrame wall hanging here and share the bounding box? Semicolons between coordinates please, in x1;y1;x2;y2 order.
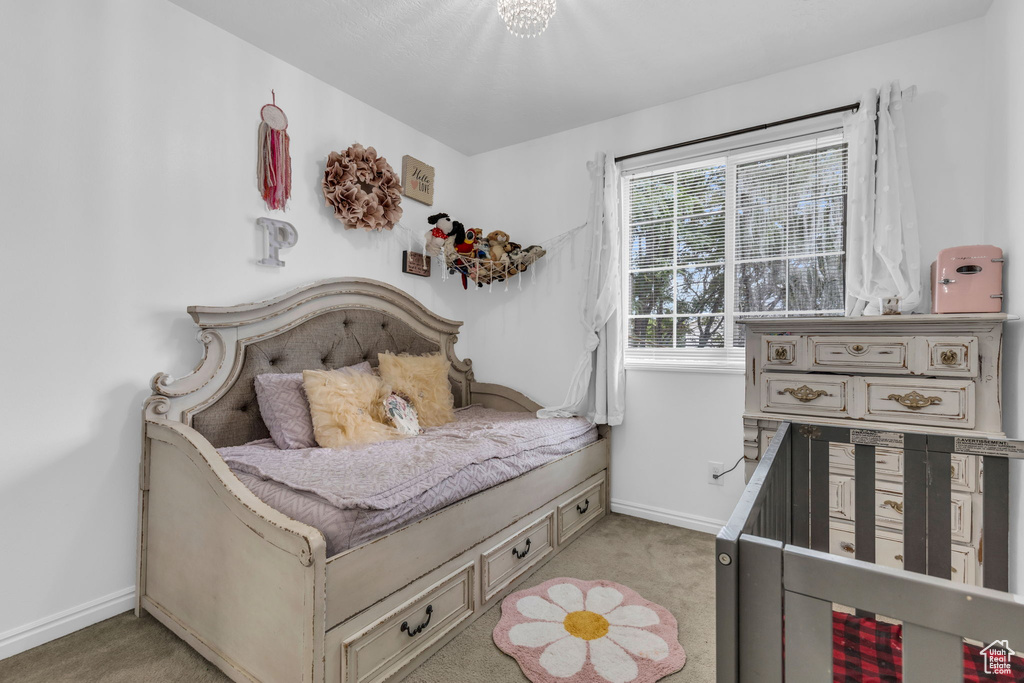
257;91;292;211
322;143;404;231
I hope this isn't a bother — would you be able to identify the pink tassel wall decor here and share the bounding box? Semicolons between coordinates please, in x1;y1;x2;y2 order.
257;91;291;211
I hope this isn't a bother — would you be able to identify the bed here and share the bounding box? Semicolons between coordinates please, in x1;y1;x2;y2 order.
137;278;611;683
716;421;1023;682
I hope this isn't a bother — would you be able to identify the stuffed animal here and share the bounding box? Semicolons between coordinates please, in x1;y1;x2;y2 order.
485;230;513;263
446;221;479;289
425;213;451;257
514;245;546;271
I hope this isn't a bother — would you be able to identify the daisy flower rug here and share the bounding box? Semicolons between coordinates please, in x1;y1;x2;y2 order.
492;578;686;683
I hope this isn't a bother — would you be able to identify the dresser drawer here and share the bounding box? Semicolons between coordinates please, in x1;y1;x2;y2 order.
481;513;554;601
925;337;978;376
341;563;474;683
873;485;973;543
830;524;975;585
761;373;850;417
860;377;975;428
829;474;855;521
828;443;976;492
557;476;605;545
763;336;802;368
810;336;909;373
829;443;903;479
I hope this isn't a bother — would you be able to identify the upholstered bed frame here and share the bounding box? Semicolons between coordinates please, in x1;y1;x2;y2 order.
138;278;610;683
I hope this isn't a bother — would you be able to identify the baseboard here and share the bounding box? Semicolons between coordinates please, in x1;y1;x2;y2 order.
611;499;726;535
0;586;135;661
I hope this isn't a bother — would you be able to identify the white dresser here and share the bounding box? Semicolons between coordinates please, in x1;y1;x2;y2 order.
742;314;1011;586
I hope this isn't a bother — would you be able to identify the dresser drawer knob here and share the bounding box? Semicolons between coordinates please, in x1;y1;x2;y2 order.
773;347;789;360
880;499;904;514
885;391;942;410
400;605;433;638
577;499;590;515
839;542;855;554
512;538;532;560
779;385;830;402
940;350;959;365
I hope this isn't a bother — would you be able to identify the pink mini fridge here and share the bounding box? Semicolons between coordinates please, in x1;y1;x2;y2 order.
931;245;1004;313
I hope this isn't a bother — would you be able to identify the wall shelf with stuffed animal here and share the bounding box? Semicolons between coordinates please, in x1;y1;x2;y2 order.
424;213;546;290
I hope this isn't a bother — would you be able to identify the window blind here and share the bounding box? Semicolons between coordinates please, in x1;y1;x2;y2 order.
623;132;847;368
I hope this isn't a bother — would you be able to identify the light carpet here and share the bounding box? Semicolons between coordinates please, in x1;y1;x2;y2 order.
0;514;716;682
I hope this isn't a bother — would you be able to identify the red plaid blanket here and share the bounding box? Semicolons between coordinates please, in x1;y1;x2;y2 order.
832;611;1024;682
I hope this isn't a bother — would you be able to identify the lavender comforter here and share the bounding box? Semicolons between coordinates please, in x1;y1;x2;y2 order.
219;406;597;556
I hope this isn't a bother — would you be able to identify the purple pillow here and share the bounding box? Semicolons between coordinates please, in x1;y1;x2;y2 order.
255;361;371;449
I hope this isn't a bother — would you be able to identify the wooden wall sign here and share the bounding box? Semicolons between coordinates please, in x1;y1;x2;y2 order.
402;250;432;277
402;155;435;205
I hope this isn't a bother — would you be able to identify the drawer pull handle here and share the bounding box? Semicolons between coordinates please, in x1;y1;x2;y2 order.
401;605;433;638
940;350;959;366
893;555;956;573
885;391;942;410
881;499;904;514
577;499;590;515
839;542;855;554
773;347;789;360
512;538;532;560
779;385;830;402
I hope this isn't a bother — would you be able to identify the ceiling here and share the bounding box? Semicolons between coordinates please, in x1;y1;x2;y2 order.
168;0;992;155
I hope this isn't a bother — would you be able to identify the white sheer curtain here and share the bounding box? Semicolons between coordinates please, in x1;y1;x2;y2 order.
844;81;922;316
538;153;625;425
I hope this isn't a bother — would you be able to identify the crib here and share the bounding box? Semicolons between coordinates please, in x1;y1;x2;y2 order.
716;421;1023;682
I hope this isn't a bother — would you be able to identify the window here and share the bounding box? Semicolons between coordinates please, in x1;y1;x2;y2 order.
623;132;847;370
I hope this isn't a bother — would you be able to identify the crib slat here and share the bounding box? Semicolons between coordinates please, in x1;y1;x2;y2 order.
927;448;952;580
902;435;928;575
739;537;783;683
791;427;810;548
809;437;829;552
982;455;1010;591
783;591;833;682
854;444;876;564
902;624;963;682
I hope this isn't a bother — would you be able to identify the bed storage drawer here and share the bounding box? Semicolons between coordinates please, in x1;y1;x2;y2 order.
558;476;605;545
760;373;850;418
810;336;910;372
341;563;474;683
481;513;554;601
860;376;975;428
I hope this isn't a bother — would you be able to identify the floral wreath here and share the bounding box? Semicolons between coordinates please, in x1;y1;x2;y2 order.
322;143;403;231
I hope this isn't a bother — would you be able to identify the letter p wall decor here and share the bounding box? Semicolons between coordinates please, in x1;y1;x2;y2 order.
257;217;298;267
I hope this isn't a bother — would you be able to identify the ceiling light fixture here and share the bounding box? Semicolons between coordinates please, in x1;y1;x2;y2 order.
497;0;557;38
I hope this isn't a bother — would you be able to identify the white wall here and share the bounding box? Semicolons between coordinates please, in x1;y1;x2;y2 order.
0;0;474;656
462;19;991;531
984;0;1024;594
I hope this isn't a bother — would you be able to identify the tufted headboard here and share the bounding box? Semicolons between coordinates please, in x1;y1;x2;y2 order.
145;279;474;448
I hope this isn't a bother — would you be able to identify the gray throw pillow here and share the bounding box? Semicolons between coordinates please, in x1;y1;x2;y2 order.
255;361;372;449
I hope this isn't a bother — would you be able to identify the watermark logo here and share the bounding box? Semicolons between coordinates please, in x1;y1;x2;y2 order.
981;640;1015;676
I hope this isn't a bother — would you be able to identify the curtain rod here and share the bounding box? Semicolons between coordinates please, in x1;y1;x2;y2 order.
614;102;860;164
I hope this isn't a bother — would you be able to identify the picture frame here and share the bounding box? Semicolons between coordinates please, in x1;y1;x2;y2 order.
402;155;435;206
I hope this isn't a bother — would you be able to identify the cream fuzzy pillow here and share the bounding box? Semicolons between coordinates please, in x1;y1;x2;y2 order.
302;367;402;449
377;352;455;428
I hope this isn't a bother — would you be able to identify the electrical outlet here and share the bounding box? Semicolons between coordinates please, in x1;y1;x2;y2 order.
708;461;725;486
